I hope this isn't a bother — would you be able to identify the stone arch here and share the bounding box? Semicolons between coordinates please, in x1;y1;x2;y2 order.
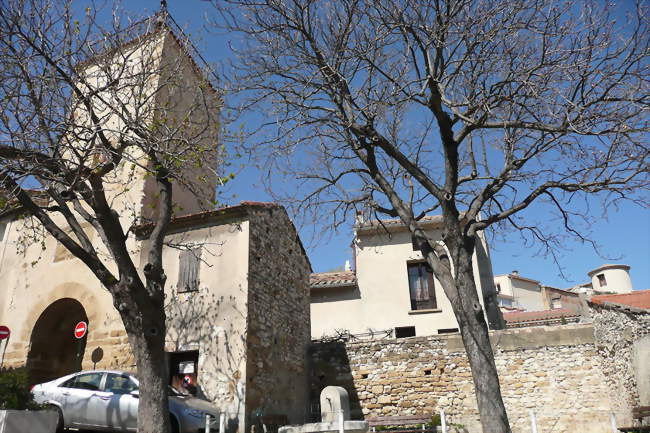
26;298;88;385
23;283;101;385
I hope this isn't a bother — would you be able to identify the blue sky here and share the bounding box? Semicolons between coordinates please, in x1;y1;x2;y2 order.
86;0;649;290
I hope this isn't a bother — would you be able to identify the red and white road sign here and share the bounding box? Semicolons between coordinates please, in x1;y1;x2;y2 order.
74;321;88;339
0;325;10;340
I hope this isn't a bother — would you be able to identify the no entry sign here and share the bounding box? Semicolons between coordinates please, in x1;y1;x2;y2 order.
74;321;88;339
0;326;10;340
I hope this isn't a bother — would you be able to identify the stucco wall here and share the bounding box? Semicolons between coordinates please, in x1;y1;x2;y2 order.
158;218;250;426
589;265;633;294
309;321;641;433
495;275;544;311
311;228;490;339
245;206;312;426
0;216;131;374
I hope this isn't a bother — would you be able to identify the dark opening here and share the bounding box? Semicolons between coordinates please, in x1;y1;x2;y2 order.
395;326;416;338
361;373;369;379
168;350;199;395
27;298;88;385
438;328;459;334
424;369;432;375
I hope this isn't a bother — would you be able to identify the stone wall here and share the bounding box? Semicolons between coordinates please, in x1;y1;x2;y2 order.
591;303;650;415
310;323;636;433
246;205;312;425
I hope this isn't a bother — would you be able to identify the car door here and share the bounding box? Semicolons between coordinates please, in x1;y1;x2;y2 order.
59;372;105;428
94;373;139;431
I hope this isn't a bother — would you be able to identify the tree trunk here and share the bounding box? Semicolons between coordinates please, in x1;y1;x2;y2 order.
122;297;171;433
443;239;511;433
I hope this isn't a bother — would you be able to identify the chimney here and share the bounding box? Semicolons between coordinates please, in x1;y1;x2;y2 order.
512;270;519;275
344;260;351;272
355;210;365;226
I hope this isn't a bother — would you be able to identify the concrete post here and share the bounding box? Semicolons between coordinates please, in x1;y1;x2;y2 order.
610;413;618;433
529;410;537;433
219;413;226;433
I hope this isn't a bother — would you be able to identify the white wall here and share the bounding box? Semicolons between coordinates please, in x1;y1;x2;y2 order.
311;226;490;338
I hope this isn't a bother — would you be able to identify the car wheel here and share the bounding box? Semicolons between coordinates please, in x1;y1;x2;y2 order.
48;405;64;433
170;415;180;433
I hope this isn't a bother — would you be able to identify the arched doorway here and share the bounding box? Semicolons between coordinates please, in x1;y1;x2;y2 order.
26;298;88;385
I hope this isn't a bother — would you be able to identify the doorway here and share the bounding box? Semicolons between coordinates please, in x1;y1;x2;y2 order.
26;298;88;385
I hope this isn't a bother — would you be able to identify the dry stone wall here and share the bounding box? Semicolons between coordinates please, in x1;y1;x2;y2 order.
246;206;312;425
310;323;635;433
591;304;650;417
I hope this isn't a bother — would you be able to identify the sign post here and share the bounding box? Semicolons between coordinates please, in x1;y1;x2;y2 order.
74;321;88;363
0;325;10;370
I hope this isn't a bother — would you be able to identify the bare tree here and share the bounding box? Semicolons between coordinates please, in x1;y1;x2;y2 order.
0;1;221;432
211;0;648;431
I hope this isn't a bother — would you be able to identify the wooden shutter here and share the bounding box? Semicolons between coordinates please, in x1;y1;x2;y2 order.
177;247;201;292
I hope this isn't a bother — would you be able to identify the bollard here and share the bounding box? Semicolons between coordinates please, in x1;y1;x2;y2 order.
205;414;211;433
529;410;537;433
440;409;446;433
220;413;226;433
610;413;618;433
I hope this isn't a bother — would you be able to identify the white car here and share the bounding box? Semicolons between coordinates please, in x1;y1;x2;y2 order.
32;370;220;432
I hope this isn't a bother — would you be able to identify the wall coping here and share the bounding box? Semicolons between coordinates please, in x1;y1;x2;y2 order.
311;323;596;353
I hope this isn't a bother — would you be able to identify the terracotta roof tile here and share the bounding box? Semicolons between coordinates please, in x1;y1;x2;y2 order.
503;308;579;324
310;271;357;289
590;290;650;310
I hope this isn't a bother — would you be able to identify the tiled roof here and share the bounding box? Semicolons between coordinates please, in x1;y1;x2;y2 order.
310;271;357;289
503;308;580;324
135;201;280;236
355;214;445;234
590;290;650;310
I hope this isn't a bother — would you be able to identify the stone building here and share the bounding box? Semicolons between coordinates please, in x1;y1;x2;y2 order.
0;14;312;432
310;215;500;339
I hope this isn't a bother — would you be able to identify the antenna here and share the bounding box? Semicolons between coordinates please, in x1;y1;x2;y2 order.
160;0;168;12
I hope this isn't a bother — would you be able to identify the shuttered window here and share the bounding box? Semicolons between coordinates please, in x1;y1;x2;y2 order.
407;262;436;310
177;247;201;292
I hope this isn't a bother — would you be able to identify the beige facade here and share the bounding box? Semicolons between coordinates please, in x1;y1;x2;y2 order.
310;217;498;339
494;272;545;311
0;201;312;431
588;264;633;294
0;19;312;432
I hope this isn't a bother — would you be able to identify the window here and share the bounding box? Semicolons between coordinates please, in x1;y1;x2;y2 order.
597;273;607;287
496;283;501;293
177;247;201;292
105;374;138;395
407;262;436;310
395;326;416;338
551;297;562;309
438;328;459;334
498;297;513;307
60;373;103;391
